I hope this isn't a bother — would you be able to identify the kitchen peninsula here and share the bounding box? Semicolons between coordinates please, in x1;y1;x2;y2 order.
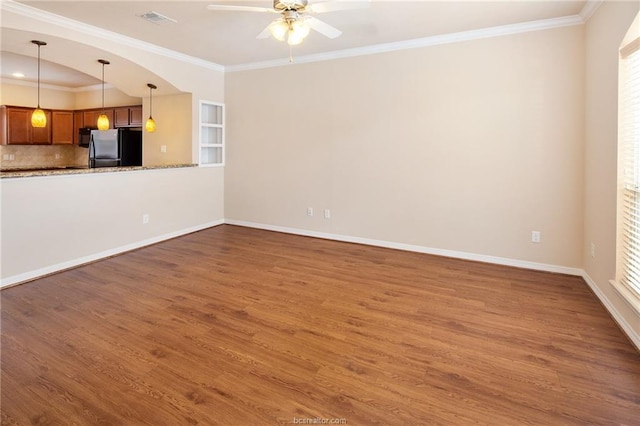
1;162;224;288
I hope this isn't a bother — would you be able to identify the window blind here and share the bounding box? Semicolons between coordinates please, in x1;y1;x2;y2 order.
620;45;640;296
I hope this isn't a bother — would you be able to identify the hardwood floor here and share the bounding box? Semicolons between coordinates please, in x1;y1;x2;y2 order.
1;225;639;425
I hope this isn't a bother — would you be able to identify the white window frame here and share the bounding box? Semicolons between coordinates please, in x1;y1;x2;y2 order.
612;12;640;315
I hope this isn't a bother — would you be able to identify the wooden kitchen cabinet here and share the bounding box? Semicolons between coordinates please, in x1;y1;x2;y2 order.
52;110;74;144
129;106;142;126
73;111;84;144
1;105;142;145
114;106;143;127
0;106;51;145
83;110;114;130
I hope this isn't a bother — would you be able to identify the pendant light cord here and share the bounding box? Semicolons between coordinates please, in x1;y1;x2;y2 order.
36;43;41;108
101;62;105;113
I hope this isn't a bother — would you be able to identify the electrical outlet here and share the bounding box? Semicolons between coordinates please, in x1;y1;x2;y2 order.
142;214;149;224
531;231;541;243
9;154;15;161
55;153;61;160
324;209;331;219
306;207;313;217
591;242;596;258
160;145;167;153
2;154;9;161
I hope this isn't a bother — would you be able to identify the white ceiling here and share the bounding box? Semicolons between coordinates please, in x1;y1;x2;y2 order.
1;0;590;87
1;51;101;88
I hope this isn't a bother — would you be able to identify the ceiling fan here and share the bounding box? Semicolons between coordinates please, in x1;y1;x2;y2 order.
206;0;370;46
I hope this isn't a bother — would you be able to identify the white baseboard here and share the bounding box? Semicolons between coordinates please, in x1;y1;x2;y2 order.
224;219;583;276
582;272;640;351
0;219;225;289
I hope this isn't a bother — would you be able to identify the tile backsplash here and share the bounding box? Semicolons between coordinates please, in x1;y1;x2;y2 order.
0;145;89;170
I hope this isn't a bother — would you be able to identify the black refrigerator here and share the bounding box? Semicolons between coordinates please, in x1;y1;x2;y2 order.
89;128;142;168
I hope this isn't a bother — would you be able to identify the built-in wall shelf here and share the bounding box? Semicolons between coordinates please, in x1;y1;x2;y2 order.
199;101;224;167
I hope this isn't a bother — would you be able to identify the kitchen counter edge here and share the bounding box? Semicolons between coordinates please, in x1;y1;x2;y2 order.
0;164;199;179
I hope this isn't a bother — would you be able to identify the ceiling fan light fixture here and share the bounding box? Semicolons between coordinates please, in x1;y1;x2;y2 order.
288;19;310;44
268;19;289;41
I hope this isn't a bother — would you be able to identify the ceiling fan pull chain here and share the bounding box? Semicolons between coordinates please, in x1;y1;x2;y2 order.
289;44;294;63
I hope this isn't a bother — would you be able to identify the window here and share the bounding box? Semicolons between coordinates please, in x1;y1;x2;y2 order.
615;13;640;313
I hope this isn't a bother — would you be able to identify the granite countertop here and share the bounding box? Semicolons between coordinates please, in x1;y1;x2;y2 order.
0;164;198;179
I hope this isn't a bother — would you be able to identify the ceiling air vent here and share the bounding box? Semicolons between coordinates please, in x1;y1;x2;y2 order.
139;11;177;25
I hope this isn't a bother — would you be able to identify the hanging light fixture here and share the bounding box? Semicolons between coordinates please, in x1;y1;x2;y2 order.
97;59;110;130
31;40;47;128
267;11;310;46
145;83;157;133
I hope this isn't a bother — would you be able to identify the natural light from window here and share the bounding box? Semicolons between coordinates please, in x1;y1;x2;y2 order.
615;11;640;313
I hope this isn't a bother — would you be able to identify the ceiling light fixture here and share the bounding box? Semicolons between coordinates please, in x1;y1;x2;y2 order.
30;40;47;128
268;10;310;46
145;83;157;133
97;59;110;131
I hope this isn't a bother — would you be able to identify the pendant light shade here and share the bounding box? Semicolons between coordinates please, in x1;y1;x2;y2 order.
145;83;157;133
31;108;47;128
31;40;47;128
97;59;110;130
97;114;110;130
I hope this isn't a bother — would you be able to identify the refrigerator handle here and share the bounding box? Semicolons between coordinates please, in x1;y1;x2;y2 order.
88;135;95;168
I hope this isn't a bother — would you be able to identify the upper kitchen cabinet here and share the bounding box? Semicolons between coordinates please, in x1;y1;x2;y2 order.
51;110;74;145
83;110;115;130
0;106;52;145
114;106;143;128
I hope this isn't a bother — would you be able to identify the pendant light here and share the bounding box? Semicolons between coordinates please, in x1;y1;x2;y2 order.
145;83;157;133
31;40;47;128
97;59;110;130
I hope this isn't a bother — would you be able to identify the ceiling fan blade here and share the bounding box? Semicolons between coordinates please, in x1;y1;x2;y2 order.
256;23;272;39
206;4;275;13
308;0;371;14
306;16;342;39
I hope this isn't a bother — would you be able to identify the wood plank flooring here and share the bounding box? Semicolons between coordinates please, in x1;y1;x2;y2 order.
1;224;639;425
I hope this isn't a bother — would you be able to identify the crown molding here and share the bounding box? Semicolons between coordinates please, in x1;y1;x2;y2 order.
226;14;584;72
2;0;589;75
579;0;604;21
1;0;225;73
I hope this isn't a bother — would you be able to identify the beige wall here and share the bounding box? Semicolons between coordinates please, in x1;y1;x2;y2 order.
143;93;193;166
583;2;640;340
225;25;585;270
0;82;140;110
0;81;75;109
73;86;141;110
